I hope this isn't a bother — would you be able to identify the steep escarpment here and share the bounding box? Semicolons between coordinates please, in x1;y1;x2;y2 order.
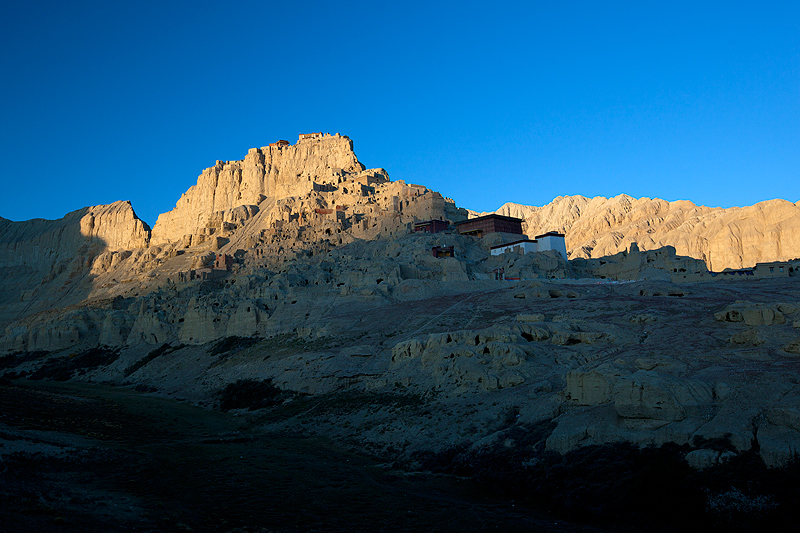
149;133;469;257
0;201;150;330
0;133;480;351
491;195;800;271
0;200;150;263
151;133;365;245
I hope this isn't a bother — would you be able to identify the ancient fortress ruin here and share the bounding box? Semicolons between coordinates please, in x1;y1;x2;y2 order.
2;132;800;475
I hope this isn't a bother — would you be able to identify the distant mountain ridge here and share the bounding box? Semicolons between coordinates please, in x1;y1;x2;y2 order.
479;195;800;271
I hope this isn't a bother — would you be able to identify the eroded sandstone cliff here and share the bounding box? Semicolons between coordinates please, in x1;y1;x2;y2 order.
151;134;365;244
0;200;150;263
0;201;150;331
490;195;800;271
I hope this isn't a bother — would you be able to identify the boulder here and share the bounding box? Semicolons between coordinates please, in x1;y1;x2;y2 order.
563;365;625;406
612;371;713;422
685;449;735;470
715;302;786;326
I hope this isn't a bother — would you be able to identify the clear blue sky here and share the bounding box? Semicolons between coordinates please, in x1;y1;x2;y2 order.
1;1;798;226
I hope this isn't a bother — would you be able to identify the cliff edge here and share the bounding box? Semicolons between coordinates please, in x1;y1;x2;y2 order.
490;195;800;271
151;133;364;245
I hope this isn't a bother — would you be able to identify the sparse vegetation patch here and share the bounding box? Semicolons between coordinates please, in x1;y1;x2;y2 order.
217;378;299;411
0;351;50;372
123;343;185;377
208;336;261;358
26;347;121;381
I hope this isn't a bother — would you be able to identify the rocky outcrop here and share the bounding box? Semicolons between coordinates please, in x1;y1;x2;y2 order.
149;134;468;268
570;243;707;281
0;201;151;331
151;134;365;244
0;201;150;265
0;133;476;340
0;200;150;307
489;195;800;271
714;301;794;326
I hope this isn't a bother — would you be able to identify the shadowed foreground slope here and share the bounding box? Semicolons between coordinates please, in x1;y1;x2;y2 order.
0;380;602;533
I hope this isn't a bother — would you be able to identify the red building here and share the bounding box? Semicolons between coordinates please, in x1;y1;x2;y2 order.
454;214;523;237
414;220;449;233
214;254;234;271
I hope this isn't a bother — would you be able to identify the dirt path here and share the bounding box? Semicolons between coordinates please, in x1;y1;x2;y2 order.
0;380;606;533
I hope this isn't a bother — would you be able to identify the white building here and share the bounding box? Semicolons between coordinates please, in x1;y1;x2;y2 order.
490;239;539;256
489;231;567;259
534;231;567;259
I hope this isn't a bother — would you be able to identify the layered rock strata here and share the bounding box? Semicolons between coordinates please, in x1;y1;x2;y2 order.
0;201;150;328
488;195;800;271
153;133;367;244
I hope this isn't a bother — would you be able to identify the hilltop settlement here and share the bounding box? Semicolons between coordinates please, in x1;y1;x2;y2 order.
3;133;800;529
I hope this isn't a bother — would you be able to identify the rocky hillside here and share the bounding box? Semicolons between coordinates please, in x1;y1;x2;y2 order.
151;134;365;244
0;134;471;337
3;132;800;484
0;201;151;329
489;195;800;271
0;200;150;261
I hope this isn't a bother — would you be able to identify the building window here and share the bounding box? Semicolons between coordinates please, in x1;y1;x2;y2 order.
779;266;784;272
769;267;774;273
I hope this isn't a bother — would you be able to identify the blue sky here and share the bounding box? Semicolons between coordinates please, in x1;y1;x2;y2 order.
1;1;798;226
